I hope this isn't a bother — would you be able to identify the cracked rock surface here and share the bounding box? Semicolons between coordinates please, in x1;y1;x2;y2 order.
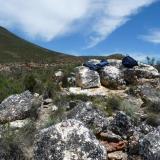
33;119;107;160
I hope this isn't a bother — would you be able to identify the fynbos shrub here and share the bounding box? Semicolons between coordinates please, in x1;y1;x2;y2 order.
24;74;36;92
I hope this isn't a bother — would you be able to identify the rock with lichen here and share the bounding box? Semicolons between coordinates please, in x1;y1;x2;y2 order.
33;119;107;160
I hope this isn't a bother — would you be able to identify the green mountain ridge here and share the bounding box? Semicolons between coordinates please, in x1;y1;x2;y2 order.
0;26;79;64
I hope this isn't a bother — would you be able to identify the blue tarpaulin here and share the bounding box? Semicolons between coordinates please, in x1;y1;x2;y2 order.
83;59;109;71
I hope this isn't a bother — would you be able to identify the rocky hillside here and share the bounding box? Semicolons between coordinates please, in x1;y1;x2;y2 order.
0;58;160;160
0;26;81;64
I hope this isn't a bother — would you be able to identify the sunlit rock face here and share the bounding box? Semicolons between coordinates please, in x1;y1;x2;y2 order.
0;91;34;124
33;119;107;160
100;66;125;89
75;66;101;89
123;63;159;84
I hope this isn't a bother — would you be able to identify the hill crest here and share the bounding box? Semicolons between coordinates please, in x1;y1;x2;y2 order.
0;26;79;64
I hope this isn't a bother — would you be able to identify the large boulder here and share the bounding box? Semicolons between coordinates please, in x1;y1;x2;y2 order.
109;112;132;138
137;63;159;78
75;66;101;89
139;84;160;113
140;127;160;160
33;119;107;160
0;91;39;124
123;63;159;84
100;66;125;89
123;69;138;85
67;101;109;133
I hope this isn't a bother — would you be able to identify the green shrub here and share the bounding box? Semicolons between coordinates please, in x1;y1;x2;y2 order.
120;100;139;123
146;101;160;113
44;116;57;128
1;123;15;145
18;120;36;146
0;64;79;102
107;96;121;111
1;120;36;155
146;113;160;127
89;96;122;116
23;74;36;92
44;107;66;128
0;74;23;102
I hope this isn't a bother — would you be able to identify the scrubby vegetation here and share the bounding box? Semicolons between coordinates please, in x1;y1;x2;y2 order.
0;74;24;102
44;107;66;128
0;63;79;102
146;113;160;127
144;100;160;127
120;100;139;121
53;93;139;121
0;119;36;159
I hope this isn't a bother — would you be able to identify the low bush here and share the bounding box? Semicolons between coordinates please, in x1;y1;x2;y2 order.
88;95;122;116
120;100;139;123
146;113;160;127
106;96;122;111
146;101;160;113
44;107;66;128
23;74;36;92
0;74;23;102
0;120;36;159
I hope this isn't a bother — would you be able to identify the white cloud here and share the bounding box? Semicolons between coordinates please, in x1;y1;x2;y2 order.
0;0;157;47
139;29;160;44
87;0;156;48
0;0;90;40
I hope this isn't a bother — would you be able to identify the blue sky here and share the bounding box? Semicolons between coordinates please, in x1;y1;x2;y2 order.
0;0;160;61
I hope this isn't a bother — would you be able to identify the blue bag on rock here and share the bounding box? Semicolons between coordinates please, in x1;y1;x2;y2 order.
83;59;109;71
83;62;98;71
122;56;138;68
96;59;109;68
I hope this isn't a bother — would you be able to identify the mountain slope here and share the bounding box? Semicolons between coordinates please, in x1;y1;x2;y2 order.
0;26;78;64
